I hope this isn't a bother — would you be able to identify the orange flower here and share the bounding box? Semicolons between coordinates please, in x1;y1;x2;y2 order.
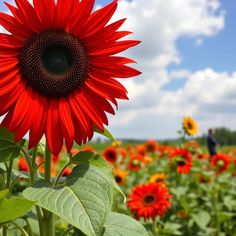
18;157;29;172
83;145;94;153
128;183;172;220
117;147;127;158
136;145;146;157
113;169;128;186
145;140;158;153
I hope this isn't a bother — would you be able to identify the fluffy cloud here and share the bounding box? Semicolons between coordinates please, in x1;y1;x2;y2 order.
0;0;232;140
107;0;233;139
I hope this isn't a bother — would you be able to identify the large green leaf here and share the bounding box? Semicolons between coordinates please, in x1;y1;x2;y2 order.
102;212;148;236
24;164;113;236
0;190;35;223
71;152;126;202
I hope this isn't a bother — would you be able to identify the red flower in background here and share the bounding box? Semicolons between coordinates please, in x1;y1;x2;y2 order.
18;157;29;172
103;146;117;163
128;183;172;220
170;148;192;174
128;155;144;171
211;154;231;172
136;145;146;157
0;0;140;155
145;140;158;153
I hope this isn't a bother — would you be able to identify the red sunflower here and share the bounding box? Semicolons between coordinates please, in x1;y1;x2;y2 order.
211;153;231;173
128;183;172;221
170;148;192;174
0;0;140;155
103;146;117;163
145;139;158;154
128;154;144;171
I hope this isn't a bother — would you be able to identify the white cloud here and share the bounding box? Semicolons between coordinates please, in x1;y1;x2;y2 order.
0;0;232;140
106;0;233;139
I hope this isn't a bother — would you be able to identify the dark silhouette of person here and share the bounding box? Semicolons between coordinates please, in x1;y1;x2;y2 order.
207;129;218;157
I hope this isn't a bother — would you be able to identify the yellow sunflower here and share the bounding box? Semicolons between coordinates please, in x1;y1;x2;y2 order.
149;173;167;185
113;169;128;186
183;117;198;136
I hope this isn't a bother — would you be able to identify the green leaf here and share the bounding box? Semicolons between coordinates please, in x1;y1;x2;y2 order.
192;211;210;229
0;163;29;179
24;163;113;236
0;127;14;141
94;127;116;142
0;190;35;223
163;222;182;235
170;187;188;199
0;127;21;163
72;152;126;202
0;140;20;163
102;212;148;236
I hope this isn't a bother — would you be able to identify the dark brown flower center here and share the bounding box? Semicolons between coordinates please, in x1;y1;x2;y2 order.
177;160;186;166
115;175;122;184
187;122;193;129
19;29;89;97
142;194;156;206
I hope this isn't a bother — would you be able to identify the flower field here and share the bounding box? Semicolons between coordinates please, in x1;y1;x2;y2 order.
14;136;236;236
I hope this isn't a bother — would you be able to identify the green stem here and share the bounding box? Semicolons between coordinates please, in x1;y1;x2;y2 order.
6;160;13;189
2;225;7;236
44;144;52;182
43;144;54;236
31;145;38;181
20;148;34;184
60;227;73;236
11;221;29;236
54;162;70;187
24;218;34;236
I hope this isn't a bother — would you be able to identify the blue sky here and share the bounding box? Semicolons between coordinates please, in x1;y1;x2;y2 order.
1;0;236;139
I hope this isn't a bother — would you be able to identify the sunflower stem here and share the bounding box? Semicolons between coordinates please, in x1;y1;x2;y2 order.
42;144;55;236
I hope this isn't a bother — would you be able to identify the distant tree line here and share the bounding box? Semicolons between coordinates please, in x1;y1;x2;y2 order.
197;127;236;146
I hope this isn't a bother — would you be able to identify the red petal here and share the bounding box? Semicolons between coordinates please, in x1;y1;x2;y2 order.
81;0;118;38
13;0;43;32
0;82;25;116
59;98;74;152
75;91;105;130
69;0;95;35
69;95;93;143
0;12;31;41
29;94;47;149
89;40;141;56
46;100;63;156
33;0;55;28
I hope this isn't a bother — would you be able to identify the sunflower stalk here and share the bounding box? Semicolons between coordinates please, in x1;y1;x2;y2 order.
41;144;55;236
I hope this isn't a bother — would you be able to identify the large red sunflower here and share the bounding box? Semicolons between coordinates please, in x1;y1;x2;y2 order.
127;183;172;221
0;0;140;155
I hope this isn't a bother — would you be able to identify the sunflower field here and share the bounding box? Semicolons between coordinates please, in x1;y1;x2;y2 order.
2;116;234;236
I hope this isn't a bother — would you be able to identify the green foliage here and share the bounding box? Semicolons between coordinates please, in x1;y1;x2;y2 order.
0;189;34;223
0;127;21;163
24;164;114;236
103;212;148;236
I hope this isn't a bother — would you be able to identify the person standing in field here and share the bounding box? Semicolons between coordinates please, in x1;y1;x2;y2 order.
207;129;218;157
